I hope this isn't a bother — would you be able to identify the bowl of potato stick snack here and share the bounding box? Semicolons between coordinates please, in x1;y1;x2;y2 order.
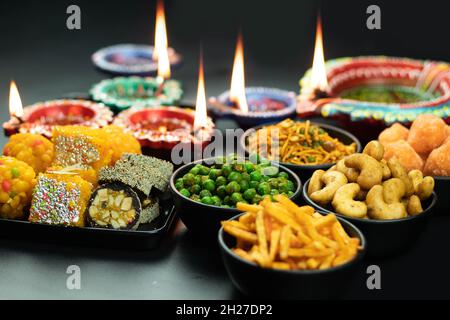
241;119;361;183
218;195;366;299
303;140;437;258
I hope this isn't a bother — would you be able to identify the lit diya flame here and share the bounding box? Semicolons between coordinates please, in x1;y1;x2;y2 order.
230;32;249;114
153;0;171;79
9;80;24;120
194;52;208;131
309;15;329;93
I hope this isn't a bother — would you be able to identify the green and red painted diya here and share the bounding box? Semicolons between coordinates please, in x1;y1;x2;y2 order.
90;77;183;112
2;99;113;138
112;106;214;150
298;56;450;125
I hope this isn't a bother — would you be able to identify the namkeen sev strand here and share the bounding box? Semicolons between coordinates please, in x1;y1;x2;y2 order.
222;195;362;271
247;119;356;165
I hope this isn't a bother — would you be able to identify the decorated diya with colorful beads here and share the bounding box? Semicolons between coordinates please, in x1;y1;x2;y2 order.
92;44;182;76
2;99;113;138
90;77;183;112
298;56;450;124
113;106;215;151
209;87;297;128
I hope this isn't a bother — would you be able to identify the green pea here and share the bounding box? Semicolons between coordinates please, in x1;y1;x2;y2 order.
209;169;222;180
180;188;190;198
239;180;249;192
221;204;231;209
216;185;227;198
241;172;250;182
226;181;241;194
287;191;294;197
223;195;232;205
199;190;212;198
277;172;289;179
250;171;262;182
189;166;200;175
194;175;202;185
175;180;184;190
215;156;227;166
189;184;201;195
211;196;222;206
268;178;279;189
216;176;227;187
257;182;271;195
243;188;256;202
228;171;242;183
286;180;295;192
198;165;210;175
201;196;214;205
307;156;316;163
245;162;255;173
278;182;290;193
202;179;216;192
182;173;195;186
222;164;232;177
231;192;244;204
249;180;259;189
233;163;245;172
261;175;270;182
190;194;200;202
270;189;279;196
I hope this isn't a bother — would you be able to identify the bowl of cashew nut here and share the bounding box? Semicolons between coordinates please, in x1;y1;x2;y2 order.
302;140;438;258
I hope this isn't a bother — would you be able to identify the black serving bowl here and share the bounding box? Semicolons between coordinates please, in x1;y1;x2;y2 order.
169;157;302;237
240;122;362;183
219;213;366;299
303;179;437;258
434;176;450;215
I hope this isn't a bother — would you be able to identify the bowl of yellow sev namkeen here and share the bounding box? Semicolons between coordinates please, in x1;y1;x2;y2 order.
218;195;366;299
240;119;361;182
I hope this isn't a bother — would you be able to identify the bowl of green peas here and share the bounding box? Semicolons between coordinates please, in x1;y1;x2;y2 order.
170;154;302;236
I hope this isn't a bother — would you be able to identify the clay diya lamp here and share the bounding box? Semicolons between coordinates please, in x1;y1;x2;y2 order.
92;0;182;76
208;34;296;128
113;56;214;162
3;82;113;137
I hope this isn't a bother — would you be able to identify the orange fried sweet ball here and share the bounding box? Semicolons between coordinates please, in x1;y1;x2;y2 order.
407;114;447;155
424;140;450;176
383;140;424;171
378;123;410;146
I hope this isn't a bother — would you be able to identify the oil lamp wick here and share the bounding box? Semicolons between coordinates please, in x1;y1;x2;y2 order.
155;76;165;97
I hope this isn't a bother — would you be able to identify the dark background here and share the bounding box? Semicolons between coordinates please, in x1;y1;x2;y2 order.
0;0;449;299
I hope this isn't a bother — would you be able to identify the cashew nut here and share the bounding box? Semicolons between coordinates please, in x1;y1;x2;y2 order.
382;178;406;204
332;183;367;218
366;185;408;220
380;159;391;180
407;195;423;216
344;154;383;190
308;170;325;195
387;158;414;197
363;140;385;161
408;170;435;201
336;158;359;182
310;171;348;205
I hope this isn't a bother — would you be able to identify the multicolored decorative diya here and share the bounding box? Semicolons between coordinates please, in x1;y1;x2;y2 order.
3;99;113;137
90;77;183;112
112;106;214;150
209;87;297;128
298;56;450;124
92;44;182;76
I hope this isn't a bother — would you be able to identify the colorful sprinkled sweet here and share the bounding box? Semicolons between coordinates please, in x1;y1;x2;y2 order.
0;156;36;219
100;125;142;164
383;140;424;172
407;114;447;156
424;140;450;176
3;133;54;174
378;123;410;147
28;173;93;227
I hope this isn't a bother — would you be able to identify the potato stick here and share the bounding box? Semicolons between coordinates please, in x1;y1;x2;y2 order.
319;253;336;270
333;250;352;267
301;217;339;250
331;222;350;248
225;220;251;231
265;202;303;232
289;234;303;248
238;212;256;224
313;212;324;218
236;202;263;213
310;240;327;251
252;250;269;267
271;202;296;218
296;228;313;244
264;214;273;239
255;211;269;258
297;261;307;270
271;262;290;270
288;248;334;258
313;214;338;229
274;195;314;221
279;226;291;260
223;225;258;244
233;248;255;262
306;258;320;269
333;220;351;243
286;258;298;270
269;229;281;261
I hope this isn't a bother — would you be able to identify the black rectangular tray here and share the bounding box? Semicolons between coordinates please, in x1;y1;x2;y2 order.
0;199;177;249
